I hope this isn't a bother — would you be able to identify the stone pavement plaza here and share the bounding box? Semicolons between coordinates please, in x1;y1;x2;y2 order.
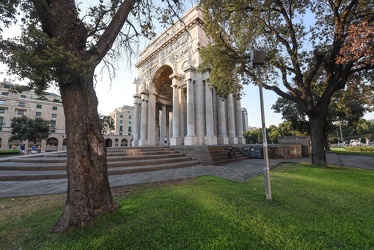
0;153;373;198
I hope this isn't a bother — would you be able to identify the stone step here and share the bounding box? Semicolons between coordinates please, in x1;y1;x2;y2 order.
0;160;200;181
0;146;200;181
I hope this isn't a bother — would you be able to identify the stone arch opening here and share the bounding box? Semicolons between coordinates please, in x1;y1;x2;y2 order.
105;138;112;147
121;139;128;147
46;137;58;151
152;65;173;146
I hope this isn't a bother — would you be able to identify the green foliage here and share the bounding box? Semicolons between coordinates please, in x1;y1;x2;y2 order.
345;146;374;152
1;164;374;249
10;116;50;144
99;114;115;135
0;150;20;155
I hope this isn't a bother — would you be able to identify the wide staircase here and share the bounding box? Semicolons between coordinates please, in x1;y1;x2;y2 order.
0;147;200;181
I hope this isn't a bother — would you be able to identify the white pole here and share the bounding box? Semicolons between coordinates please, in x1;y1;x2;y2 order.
256;65;272;200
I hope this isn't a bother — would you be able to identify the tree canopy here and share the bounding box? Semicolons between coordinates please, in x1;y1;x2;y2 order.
10;116;50;144
199;0;374;166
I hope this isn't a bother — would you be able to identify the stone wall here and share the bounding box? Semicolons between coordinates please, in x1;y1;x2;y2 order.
278;136;311;157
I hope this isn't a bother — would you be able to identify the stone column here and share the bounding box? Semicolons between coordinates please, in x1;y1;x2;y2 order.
235;98;245;144
195;74;205;145
217;97;229;144
184;78;197;145
147;92;157;146
58;135;65;151
204;79;217;145
132;94;141;146
139;93;148;146
170;75;183;145
227;93;238;144
160;104;167;145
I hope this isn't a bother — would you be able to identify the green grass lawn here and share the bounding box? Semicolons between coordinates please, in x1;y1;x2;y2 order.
1;163;373;249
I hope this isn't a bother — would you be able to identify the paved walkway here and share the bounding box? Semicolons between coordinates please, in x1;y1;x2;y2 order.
0;153;373;198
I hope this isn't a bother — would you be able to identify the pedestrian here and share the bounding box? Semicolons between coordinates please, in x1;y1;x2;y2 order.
20;144;25;155
31;145;36;154
164;137;168;145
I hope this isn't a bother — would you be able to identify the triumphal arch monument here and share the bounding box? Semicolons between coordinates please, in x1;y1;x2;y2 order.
132;6;245;147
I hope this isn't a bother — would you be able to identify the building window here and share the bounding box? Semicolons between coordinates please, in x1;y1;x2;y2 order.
120;115;123;118
120;120;123;124
19;102;25;107
52;106;57;110
20;94;26;98
36;104;42;109
127;111;130;113
35;112;41;117
51;120;56;128
3;84;10;88
0;100;5;104
52;113;57;118
0;108;5;114
119;125;123;131
50;129;55;133
115;138;118;142
128;115;132;119
2;92;8;96
17;110;24;116
128;126;132;132
0;117;4;126
128;121;131;124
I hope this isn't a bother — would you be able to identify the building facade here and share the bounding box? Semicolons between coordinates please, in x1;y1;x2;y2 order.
104;105;134;147
132;6;245;147
0;80;66;152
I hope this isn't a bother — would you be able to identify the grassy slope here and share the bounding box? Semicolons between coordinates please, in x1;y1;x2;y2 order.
1;163;373;249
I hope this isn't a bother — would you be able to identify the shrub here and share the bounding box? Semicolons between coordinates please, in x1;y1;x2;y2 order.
0;150;20;155
345;146;374;152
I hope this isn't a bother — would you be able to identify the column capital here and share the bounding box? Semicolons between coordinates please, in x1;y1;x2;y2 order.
202;71;210;81
141;94;148;101
169;73;183;80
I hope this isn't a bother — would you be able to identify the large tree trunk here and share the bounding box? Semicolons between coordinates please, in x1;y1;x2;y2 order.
49;71;117;233
309;113;328;167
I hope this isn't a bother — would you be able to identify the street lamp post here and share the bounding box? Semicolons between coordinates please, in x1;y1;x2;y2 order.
253;49;272;200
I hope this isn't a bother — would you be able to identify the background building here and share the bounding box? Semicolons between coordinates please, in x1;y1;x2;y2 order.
0;80;66;152
105;105;134;147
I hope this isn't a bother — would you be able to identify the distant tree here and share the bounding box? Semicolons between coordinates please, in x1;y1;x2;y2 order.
99;114;114;135
243;128;262;144
268;125;281;144
273;76;373;148
10;116;50;144
199;0;374;166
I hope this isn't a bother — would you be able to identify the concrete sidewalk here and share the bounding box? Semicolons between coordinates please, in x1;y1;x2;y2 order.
0;153;372;198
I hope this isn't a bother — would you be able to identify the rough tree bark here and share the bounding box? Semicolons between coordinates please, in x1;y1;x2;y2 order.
308;112;328;167
49;70;117;233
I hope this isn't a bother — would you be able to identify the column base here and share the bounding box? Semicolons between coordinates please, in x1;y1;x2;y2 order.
228;137;238;144
184;136;198;145
217;136;229;145
138;139;148;146
204;135;217;145
237;137;245;144
170;137;183;146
